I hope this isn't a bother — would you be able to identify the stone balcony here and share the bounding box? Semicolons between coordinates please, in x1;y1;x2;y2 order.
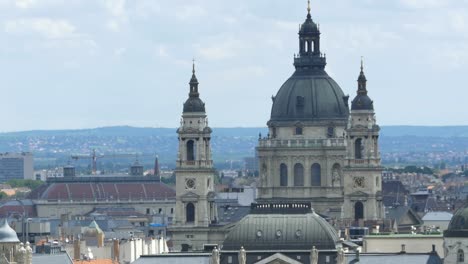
258;138;346;148
258;186;343;199
345;158;381;167
176;160;213;169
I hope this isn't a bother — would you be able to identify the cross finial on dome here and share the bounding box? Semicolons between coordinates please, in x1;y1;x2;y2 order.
307;0;311;15
361;56;364;72
192;58;196;74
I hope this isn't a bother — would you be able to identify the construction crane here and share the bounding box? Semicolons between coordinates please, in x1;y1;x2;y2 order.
71;149;150;175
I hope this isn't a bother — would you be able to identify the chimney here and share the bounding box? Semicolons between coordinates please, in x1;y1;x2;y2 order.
73;239;81;260
401;244;406;253
113;239;120;262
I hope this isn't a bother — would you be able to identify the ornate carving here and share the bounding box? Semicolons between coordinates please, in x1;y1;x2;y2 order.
353;177;365;188
185;178;196;189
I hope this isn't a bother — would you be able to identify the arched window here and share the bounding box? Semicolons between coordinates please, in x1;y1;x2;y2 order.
294;163;304;186
355;201;364;221
305;41;308;52
280;163;288;187
186;203;195;223
355;138;363;159
311;163;321;186
187;140;195;161
295;127;303;135
458;249;465;263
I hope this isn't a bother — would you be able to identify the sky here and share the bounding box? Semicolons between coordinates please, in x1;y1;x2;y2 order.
0;0;467;132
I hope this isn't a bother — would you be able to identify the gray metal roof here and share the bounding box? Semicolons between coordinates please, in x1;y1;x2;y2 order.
133;254;211;264
32;253;73;264
269;70;349;123
346;253;442;264
422;211;453;221
222;211;338;250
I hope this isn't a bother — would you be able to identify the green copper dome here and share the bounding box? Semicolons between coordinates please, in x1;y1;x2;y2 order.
268;6;349;124
445;205;468;237
222;203;338;250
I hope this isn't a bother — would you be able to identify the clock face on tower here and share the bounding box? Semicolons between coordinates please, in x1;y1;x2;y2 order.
185;178;196;189
353;177;365;188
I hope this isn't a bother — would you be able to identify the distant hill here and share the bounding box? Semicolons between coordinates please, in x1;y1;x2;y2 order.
379;126;468;137
3;125;468;138
0;125;467;169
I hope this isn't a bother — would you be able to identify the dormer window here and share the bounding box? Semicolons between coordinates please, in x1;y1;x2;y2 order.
295;126;303;135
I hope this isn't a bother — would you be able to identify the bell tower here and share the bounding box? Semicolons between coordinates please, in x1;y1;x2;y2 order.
173;62;217;228
342;59;384;223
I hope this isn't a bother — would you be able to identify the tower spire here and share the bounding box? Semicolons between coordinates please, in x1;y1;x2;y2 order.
192;58;196;74
189;59;199;97
360;56;364;72
307;0;311;15
357;57;367;95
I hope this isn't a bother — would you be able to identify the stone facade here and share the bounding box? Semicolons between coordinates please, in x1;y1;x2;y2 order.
169;64;225;251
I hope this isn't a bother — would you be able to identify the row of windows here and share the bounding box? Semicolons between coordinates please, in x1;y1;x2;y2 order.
279;163;322;187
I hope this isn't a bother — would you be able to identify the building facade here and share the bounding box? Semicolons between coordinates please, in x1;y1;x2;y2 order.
256;4;383;223
342;61;384;222
0;153;33;182
169;64;225;251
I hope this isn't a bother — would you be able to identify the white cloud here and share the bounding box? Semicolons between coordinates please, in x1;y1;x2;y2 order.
196;36;246;60
114;47;126;56
132;0;160;19
102;0;126;17
15;0;35;9
4;18;76;39
175;5;206;21
155;44;168;58
101;0;127;32
399;0;449;9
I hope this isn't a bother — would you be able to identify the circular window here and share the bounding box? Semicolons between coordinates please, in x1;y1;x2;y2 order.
295;229;302;238
276;230;282;238
256;230;263;238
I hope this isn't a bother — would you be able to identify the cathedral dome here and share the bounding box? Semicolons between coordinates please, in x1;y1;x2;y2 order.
269;69;349;123
183;97;205;113
445;205;468;237
268;4;349;124
0;218;20;243
222;203;338;250
351;94;373;111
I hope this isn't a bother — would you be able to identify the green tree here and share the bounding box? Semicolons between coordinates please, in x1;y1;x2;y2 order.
0;191;8;200
6;179;43;190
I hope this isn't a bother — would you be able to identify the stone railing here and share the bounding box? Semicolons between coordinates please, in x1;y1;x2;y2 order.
258;186;343;198
177;160;213;168
258;138;345;148
346;159;381;166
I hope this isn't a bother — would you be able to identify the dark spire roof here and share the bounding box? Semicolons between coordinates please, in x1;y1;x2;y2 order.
183;60;206;113
294;0;326;71
357;57;368;95
351;58;374;111
189;60;199;97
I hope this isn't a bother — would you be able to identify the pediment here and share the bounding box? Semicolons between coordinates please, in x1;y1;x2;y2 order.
349;191;369;198
254;253;302;264
180;191;199;201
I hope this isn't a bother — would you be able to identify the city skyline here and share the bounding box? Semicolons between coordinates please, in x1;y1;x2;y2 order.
1;0;468;132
